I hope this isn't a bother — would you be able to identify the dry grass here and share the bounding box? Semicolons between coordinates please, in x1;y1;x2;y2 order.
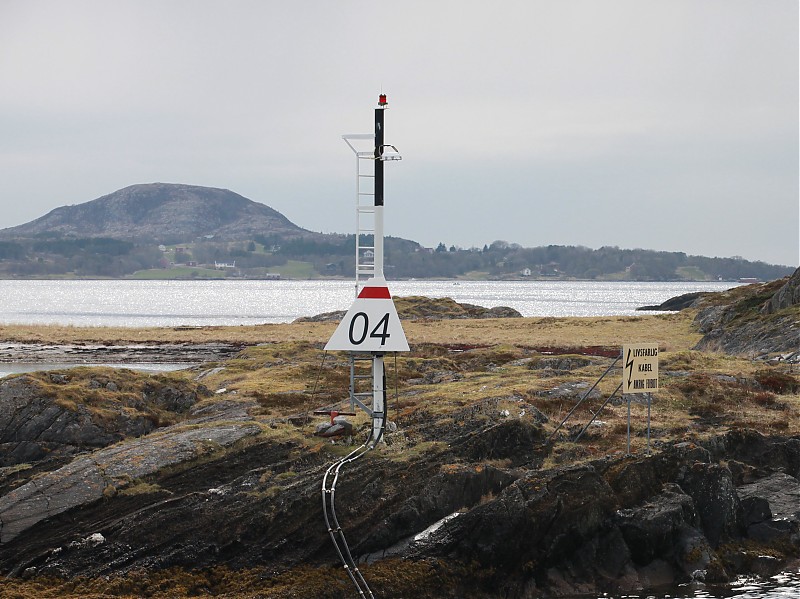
20;367;202;429
4;314;796;455
0;311;700;350
0;560;489;598
406;312;702;350
0;322;337;345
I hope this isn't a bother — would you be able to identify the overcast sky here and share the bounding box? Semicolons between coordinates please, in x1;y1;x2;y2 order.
1;0;797;266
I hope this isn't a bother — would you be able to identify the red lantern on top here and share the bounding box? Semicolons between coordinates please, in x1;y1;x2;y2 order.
378;94;388;106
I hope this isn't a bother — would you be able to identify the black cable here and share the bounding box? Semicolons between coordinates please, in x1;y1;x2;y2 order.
311;350;328;397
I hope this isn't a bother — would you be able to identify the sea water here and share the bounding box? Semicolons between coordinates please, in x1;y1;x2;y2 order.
572;570;800;598
0;279;737;327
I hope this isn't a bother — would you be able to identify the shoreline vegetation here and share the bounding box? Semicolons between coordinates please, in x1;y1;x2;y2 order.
0;275;798;597
0;271;786;282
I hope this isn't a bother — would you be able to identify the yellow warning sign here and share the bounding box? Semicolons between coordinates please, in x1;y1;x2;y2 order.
622;343;659;394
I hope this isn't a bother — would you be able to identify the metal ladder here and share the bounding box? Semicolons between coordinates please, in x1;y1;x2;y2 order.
343;133;378;292
355;151;376;288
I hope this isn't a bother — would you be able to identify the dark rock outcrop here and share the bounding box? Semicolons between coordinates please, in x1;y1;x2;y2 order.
405;433;800;594
702;428;800;480
296;295;522;323
0;376;150;467
429;464;618;570
694;271;800;357
529;356;593;372
637;291;710;311
763;267;800;314
460;303;523;319
737;473;800;544
1;363;799;597
676;462;740;548
615;484;699;566
0;373;212;471
0;421;260;543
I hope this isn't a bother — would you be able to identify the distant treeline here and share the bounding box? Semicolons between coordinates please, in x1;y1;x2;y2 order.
436;242;794;281
258;236;792;281
0;237;160;277
0;234;792;281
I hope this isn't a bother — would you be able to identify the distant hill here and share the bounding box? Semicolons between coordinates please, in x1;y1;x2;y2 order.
0;183;310;244
0;183;793;280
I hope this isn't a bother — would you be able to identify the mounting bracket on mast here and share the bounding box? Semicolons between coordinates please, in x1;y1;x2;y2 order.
342;133;375;158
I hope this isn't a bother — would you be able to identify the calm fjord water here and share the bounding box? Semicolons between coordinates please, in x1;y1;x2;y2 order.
0;279;738;327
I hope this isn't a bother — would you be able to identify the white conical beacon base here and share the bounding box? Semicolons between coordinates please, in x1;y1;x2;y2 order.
325;278;409;353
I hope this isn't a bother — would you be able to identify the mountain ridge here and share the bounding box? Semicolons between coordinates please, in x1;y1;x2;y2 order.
0;183;310;244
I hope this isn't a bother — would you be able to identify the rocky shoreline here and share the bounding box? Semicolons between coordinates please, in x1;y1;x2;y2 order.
0;274;798;597
0;366;798;597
